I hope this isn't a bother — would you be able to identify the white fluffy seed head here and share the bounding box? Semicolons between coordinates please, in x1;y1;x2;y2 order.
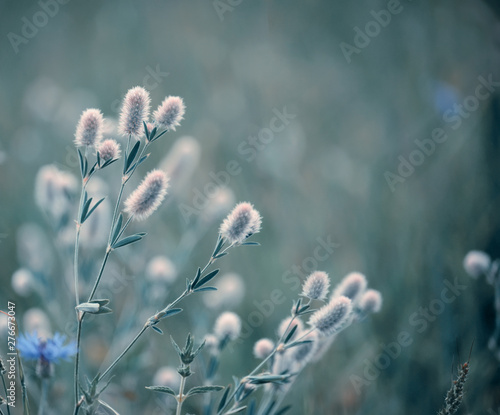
153;96;185;131
118;86;151;137
214;312;241;341
124;170;169;221
333;272;367;302
302;271;330;300
219;202;262;244
463;250;491;279
145;256;177;284
34;165;77;223
309;296;352;337
202;273;245;309
97;139;121;161
359;289;383;314
23;308;51;339
253;338;275;359
277;317;304;340
160;136;201;196
11;268;35;297
74;108;104;147
152;366;180;390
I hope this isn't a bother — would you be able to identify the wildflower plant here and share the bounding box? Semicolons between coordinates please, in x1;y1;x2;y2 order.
19;85;382;415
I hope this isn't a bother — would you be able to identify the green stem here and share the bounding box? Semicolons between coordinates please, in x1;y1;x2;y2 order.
100;325;148;380
87;250;111;302
1;375;11;415
176;375;186;415
74;316;83;403
37;379;48;415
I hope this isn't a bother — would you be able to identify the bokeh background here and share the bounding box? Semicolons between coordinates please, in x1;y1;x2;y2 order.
1;0;500;413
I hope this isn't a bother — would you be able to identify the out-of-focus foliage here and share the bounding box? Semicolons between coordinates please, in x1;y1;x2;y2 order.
1;0;500;414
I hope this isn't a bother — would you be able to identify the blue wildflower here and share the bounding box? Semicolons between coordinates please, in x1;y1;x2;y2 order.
17;332;77;363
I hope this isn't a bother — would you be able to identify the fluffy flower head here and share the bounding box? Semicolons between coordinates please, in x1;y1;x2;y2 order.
97;139;121;161
359;289;383;314
74;108;104;147
17;332;77;363
153;96;185;131
333;272;367;302
463;250;491;279
214;311;241;341
308;296;352;336
118;86;151;137
124;170;169;220
146;255;177;284
219;202;262;244
253;338;275;359
302;271;330;300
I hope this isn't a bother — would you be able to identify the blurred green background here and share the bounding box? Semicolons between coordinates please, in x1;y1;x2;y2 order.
1;0;500;414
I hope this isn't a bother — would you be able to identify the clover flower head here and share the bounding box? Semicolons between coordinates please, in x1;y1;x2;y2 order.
308;296;352;337
152;366;180;390
302;271;330;300
124;169;169;221
333;272;367;302
214;312;241;341
203;272;245;310
219;202;262;244
11;268;35;297
97;139;121;161
118;86;151;137
153;96;185;131
253;338;275;359
146;255;177;284
17;332;77;363
359;289;383;314
74;108;104;147
463;250;491;279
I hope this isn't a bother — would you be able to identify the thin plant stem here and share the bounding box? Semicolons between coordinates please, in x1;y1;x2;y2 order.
1;375;11;415
37;379;48;415
176;375;186;415
100;325;148;380
97;239;232;382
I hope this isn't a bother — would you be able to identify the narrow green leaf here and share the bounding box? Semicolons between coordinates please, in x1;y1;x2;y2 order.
83;197;105;223
241;241;260;246
152;326;163;335
217;384;231;414
193;286;217;292
78;149;85;178
226;407;247;414
143;121;150;141
80;196;93;223
125;140;140;172
284;325;298;344
186;385;224;397
275;405;292;415
151;129;167;142
146;385;176;396
112;234;144;249
191;267;202;289
111;213;123;245
126;153;150;175
195;269;220;289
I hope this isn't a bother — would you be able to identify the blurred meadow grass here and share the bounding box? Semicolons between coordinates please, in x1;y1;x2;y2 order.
1;0;500;414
